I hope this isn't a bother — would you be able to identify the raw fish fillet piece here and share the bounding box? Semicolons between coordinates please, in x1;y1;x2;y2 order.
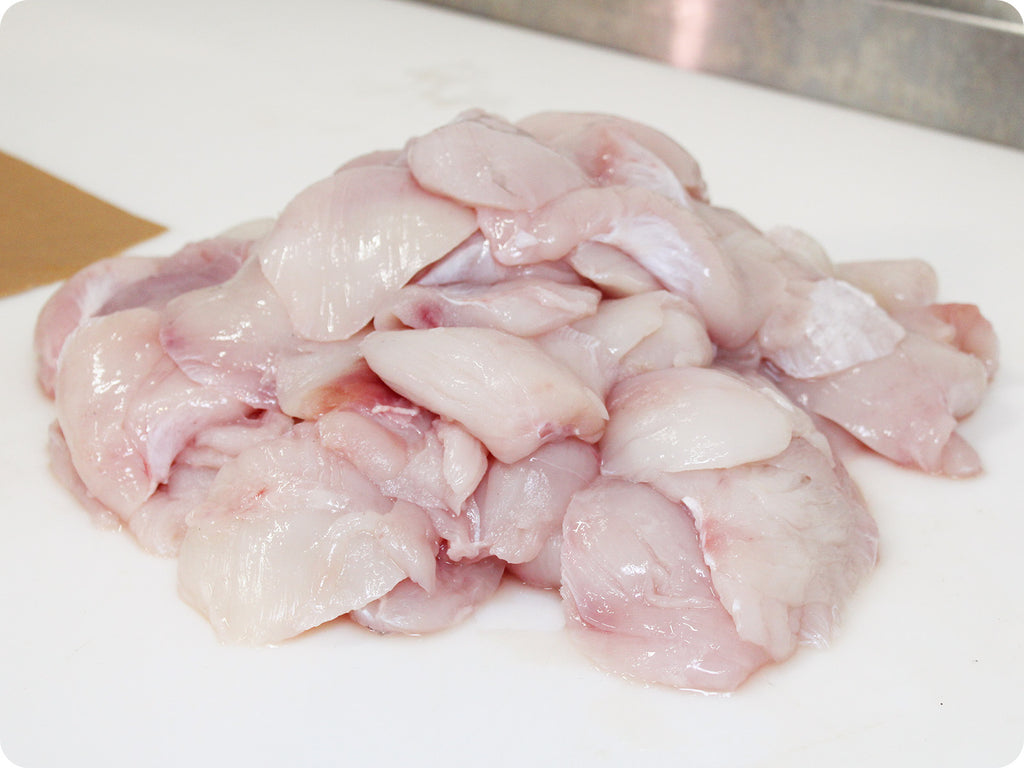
318;403;490;561
272;335;392;420
894;302;999;379
570;290;714;386
46;421;121;531
835;258;939;312
93;237;250;315
473;439;599;569
160;257;294;408
256;164;477;341
316;403;488;520
534;324;621;400
758;277;906;379
601;367;797;479
361;326;608;463
54;307;250;518
130;410;296;555
516;111;708;201
507;530;564;588
413;231;581;288
175;409;296;472
49;416;210;556
650;437;879;661
35;256;158;398
566;241;662;297
178;423;439;644
774;332;991;476
34;109;1000;693
763;225;833;279
406;110;589;211
376;278;601;336
126;463;219;557
34;237;249;397
478;184;782;349
49;409;295;557
351;554;505;635
561;478;771;693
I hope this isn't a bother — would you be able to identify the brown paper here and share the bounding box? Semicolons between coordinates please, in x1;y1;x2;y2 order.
0;151;166;297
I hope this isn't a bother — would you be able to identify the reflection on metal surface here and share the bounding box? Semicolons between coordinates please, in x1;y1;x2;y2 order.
415;0;1024;149
668;1;712;69
913;0;1021;23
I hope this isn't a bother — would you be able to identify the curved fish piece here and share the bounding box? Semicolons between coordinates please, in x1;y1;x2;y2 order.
407;109;590;211
34;237;249;397
54;307;250;518
361;327;608;463
257;165;477;341
376;278;601;337
474;439;599;569
601;367;796;481
561;478;771;693
651;438;879;662
351;555;505;635
479;184;780;348
774;332;991;477
178;423;440;644
160;257;295;408
517;111;708;202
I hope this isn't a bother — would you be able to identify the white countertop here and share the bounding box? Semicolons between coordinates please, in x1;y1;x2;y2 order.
1;1;1023;767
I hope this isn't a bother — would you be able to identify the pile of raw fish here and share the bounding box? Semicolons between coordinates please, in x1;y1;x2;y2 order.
34;111;998;693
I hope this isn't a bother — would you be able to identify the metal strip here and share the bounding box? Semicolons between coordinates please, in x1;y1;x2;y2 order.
414;0;1024;149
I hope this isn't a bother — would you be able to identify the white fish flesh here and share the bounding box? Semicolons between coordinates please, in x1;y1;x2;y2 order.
178;423;439;644
360;327;608;464
34;109;998;692
256;164;477;341
561;478;771;692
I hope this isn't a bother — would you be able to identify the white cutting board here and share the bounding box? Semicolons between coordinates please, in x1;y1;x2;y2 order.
1;1;1022;767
